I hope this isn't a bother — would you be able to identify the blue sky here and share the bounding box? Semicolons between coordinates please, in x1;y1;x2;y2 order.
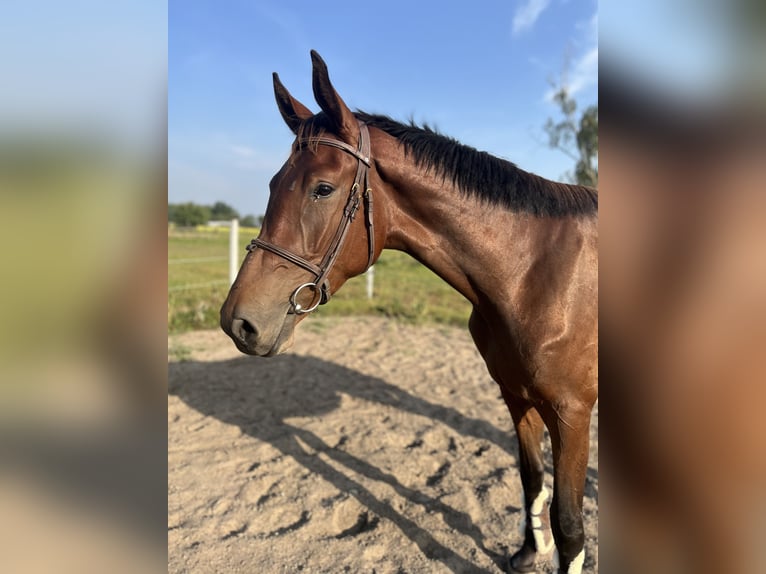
1;0;166;151
169;0;598;217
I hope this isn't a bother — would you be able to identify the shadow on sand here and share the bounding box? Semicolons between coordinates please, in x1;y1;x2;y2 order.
169;353;597;573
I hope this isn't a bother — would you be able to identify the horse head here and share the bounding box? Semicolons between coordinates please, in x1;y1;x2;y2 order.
220;51;383;356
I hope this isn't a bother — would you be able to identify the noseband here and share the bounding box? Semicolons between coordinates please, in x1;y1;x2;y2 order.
246;122;375;314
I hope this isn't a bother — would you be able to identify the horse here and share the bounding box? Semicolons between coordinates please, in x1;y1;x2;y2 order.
220;51;598;574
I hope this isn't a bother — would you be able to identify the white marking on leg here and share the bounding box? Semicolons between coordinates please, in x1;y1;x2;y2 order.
531;486;548;514
564;548;585;574
530;486;555;554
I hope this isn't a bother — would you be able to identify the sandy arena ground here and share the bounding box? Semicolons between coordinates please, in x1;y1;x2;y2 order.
168;317;598;573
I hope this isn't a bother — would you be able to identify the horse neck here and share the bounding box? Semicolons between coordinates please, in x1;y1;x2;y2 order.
374;143;536;308
372;133;598;313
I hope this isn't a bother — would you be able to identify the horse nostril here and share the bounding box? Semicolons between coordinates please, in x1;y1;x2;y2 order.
232;317;258;343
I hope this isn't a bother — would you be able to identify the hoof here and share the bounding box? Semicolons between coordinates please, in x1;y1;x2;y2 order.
509;545;537;573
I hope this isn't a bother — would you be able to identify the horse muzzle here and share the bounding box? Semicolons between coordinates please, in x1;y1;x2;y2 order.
221;307;296;357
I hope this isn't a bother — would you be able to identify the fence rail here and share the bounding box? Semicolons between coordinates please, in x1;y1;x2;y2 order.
168;256;228;265
169;219;374;298
168;279;230;292
169;219;241;292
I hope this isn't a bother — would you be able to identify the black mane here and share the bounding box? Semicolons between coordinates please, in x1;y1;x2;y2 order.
297;111;598;217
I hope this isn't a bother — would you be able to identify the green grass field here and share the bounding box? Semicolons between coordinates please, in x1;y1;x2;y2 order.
169;226;473;333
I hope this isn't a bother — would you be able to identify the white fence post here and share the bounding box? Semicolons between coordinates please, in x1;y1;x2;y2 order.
366;265;374;299
229;218;239;285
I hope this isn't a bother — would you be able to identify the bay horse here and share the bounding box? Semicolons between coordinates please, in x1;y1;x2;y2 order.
220;51;598;574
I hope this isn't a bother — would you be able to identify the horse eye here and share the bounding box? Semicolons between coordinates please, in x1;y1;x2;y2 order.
312;183;335;199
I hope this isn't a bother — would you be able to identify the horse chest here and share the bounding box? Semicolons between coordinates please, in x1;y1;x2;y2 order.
468;310;544;399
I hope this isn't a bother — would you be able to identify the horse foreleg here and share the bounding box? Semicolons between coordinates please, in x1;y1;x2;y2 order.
505;397;554;573
542;403;591;574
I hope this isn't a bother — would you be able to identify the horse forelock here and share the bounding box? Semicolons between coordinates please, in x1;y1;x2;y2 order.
291;113;335;154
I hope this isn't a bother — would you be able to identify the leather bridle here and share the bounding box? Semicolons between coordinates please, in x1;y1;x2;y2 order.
246;122;375;314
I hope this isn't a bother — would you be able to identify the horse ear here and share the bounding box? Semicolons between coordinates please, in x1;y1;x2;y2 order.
310;50;357;142
273;72;313;134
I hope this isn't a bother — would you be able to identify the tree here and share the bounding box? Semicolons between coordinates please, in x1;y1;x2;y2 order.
240;214;258;228
209;201;240;221
544;87;598;187
169;202;211;227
